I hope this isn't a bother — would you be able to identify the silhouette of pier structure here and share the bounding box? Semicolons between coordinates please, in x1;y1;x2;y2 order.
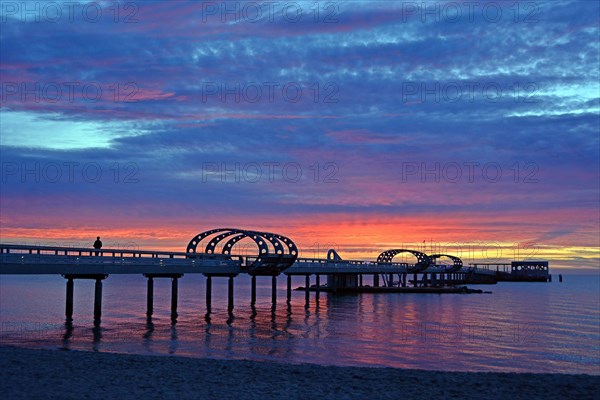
0;228;550;324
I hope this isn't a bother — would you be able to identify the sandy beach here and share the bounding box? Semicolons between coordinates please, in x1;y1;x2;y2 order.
0;346;597;399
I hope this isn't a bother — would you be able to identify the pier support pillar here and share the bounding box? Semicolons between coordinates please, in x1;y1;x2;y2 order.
146;277;154;317
316;275;321;298
271;275;277;308
206;276;212;310
63;274;108;324
413;273;418;287
305;275;310;304
423;273;428;287
171;277;178;319
286;275;292;302
228;276;234;312
251;275;257;305
93;279;103;323
65;278;74;322
374;274;379;287
388;273;394;287
359;274;363;287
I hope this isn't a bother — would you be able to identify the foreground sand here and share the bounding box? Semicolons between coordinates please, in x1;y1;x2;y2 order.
0;346;598;399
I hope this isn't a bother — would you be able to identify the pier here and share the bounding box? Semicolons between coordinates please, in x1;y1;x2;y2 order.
0;228;550;323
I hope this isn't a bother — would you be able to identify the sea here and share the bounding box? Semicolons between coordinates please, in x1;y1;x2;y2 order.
1;274;598;375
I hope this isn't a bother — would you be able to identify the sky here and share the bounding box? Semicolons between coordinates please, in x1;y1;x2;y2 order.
0;0;599;272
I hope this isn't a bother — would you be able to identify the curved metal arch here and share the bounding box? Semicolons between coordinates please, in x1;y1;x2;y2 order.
429;254;463;272
221;230;270;256
205;230;243;253
186;228;234;253
270;233;298;257
186;228;299;274
327;249;342;261
377;249;431;272
221;233;251;255
260;232;287;255
206;230;271;258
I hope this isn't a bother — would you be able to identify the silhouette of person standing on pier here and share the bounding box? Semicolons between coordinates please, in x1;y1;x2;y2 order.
93;236;103;256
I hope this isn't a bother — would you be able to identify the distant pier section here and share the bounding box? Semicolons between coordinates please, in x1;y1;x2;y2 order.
468;261;550;282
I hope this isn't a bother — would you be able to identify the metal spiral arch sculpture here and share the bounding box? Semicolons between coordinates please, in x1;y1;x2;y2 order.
377;249;432;272
429;254;463;273
186;228;298;275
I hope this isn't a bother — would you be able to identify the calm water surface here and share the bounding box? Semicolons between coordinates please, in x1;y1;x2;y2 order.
1;274;598;374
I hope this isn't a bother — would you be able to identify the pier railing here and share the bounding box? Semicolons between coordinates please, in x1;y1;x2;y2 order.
0;244;244;273
0;243;233;260
468;263;511;274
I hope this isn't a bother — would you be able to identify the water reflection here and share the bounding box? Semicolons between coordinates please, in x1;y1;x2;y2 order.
92;325;102;350
143;316;154;353
61;321;73;349
169;324;178;354
1;275;598;374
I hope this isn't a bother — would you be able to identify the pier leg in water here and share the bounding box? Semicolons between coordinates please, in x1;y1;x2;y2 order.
146;277;154;317
286;274;292;302
316;275;320;299
205;275;212;311
251;275;256;306
423;273;428;287
374;274;379;287
305;275;310;305
271;275;277;309
171;277;178;321
389;273;394;287
359;274;363;287
413;273;418;287
65;278;74;322
93;278;103;324
228;276;234;312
